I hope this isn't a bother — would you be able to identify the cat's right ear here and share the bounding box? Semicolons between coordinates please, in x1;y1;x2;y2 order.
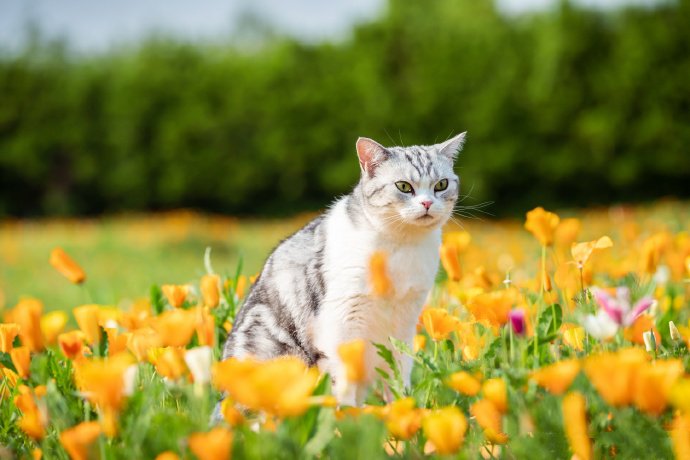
356;137;389;178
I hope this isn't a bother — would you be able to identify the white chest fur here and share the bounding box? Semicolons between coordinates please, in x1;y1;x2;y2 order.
313;199;441;404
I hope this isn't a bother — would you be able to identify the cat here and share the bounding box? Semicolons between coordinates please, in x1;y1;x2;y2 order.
217;132;465;410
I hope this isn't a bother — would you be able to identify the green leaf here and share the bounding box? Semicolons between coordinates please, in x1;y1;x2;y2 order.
305;409;337;456
150;284;165;315
537;303;563;340
0;352;17;373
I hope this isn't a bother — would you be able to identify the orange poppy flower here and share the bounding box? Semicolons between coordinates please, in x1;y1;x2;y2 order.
470;399;508;444
562;392;591;460
196;306;215;348
422;406;467;454
10;346;31;378
465;290;515;328
213;356;319;418
421;308;460;341
161;284;188;308
0;323;20;353
554;218;581;250
49;247;86;284
188;427;233;460
15;385;46;440
385;397;423;440
524;207;560;247
633;359;684;415
623;314;660;346
583;348;647;407
150;347;188;380
440;231;471;282
571;236;613;269
369;251;393;297
200;274;221;308
413;334;426;352
338;339;366;383
105;328;130;356
220;398;244;427
127;328;162;361
59;422;101;460
482;378;508;413
530;359;581;395
73;305;101;344
155;452;180;460
447;371;481;396
151;309;196;347
12;298;44;352
58;331;87;360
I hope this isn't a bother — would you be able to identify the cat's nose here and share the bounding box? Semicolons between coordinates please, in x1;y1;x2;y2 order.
421;200;432;210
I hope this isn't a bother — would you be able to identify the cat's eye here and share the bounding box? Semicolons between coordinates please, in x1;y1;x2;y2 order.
395;181;414;193
434;179;449;192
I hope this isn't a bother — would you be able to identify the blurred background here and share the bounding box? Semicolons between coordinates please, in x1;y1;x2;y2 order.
1;0;689;310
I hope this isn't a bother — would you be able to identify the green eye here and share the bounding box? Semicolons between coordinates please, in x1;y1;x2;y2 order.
434;179;449;192
395;181;414;193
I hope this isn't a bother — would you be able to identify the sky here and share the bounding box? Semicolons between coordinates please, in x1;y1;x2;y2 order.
0;0;664;53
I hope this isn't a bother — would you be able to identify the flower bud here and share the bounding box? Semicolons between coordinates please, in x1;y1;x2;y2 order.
669;321;682;342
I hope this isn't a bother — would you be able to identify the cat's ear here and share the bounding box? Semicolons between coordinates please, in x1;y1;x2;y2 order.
437;132;467;161
356;137;390;177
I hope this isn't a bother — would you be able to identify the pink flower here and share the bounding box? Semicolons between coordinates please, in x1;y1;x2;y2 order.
508;308;526;336
592;287;654;327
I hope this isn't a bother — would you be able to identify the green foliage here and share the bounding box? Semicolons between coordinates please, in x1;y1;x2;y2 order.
1;0;690;217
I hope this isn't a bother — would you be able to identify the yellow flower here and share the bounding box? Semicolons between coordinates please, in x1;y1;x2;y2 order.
524;207;560;247
338;339;366;383
155;452;180;460
201;274;221;308
127;328;161;362
447;371;481;396
529;359;581;395
189;427;233;460
150;347;188;380
40;311;68;345
151;309;197;347
422;406;467;455
213;356;319;417
670;378;690;413
561;324;585;351
105;328;130;356
58;331;86;361
49;247;86;284
671;412;690;460
385;397;423;440
413;334;426;352
583;348;647;407
161;284;189;308
571;236;613;268
59;421;101;460
562;392;591;460
470;399;508;444
12;298;44;352
0;323;20;353
10;346;31;378
120;299;152;331
73;305;101;344
640;232;670;275
482;378;508;413
421;308;460;341
369;251;393;297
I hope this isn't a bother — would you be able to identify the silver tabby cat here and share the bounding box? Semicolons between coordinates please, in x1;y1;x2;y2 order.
215;132;465;414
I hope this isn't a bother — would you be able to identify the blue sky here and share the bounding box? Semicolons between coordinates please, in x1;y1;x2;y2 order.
0;0;663;53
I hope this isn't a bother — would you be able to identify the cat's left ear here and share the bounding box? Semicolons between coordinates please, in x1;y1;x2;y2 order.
356;137;390;177
437;132;467;161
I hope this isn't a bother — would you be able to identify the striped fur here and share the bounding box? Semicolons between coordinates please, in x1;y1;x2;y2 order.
216;133;466;415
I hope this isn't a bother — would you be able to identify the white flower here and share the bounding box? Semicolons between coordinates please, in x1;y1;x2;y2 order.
643;331;656;352
582;310;619;341
184;346;214;385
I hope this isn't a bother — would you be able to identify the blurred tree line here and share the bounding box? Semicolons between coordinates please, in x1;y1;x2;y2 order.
1;0;689;218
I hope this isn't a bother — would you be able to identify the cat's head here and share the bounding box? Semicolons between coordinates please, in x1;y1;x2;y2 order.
355;133;465;233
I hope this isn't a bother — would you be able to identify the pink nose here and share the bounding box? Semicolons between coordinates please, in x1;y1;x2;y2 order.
421;200;432;210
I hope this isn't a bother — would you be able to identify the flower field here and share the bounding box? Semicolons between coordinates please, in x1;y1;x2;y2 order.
2;201;690;459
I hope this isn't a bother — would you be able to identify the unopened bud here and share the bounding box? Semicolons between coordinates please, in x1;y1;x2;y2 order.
669;321;682;342
643;330;656;352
